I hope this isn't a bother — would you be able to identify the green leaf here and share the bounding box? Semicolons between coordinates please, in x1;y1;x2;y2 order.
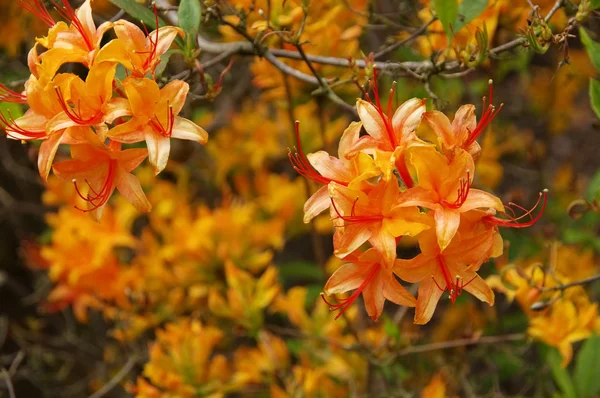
574;334;600;397
278;261;324;286
108;0;166;29
591;0;600;9
454;0;489;33
547;347;577;398
178;0;202;38
432;0;459;40
579;27;600;72
590;79;600;120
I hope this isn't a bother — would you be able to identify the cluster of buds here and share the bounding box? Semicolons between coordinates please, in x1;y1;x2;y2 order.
1;0;208;220
291;67;547;324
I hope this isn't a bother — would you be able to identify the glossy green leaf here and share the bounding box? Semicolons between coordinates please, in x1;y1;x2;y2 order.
108;0;167;29
574;334;600;397
178;0;202;39
432;0;459;39
590;79;600;120
454;0;489;33
579;28;600;71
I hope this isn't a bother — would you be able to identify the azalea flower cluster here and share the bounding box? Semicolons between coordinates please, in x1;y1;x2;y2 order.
293;71;548;323
0;0;207;219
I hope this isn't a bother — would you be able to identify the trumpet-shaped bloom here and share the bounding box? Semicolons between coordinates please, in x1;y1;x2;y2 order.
423;80;502;159
95;10;183;78
52;135;151;220
290;121;381;223
106;78;208;174
323;248;416;321
399;146;504;250
394;228;497;324
344;72;427;184
329;179;430;268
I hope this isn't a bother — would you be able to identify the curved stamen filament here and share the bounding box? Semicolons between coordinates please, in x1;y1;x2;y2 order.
140;4;161;70
433;256;477;304
73;160;117;212
288;121;347;186
464;80;503;147
321;263;380;320
442;171;471;209
365;68;397;148
50;0;94;51
0;83;27;104
0;110;46;140
330;197;383;225
485;189;548;228
55;87;101;125
17;0;55;27
149;105;174;138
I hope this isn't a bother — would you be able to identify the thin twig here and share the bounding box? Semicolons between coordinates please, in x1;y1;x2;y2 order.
374;17;437;59
1;368;15;398
540;274;600;292
87;355;138;398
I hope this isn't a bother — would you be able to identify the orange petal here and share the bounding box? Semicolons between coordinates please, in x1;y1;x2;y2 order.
303;185;330;223
414;274;444;325
356;99;386;141
462;274;494;305
423;111;453;149
115;168;152;213
171;117;209;143
160;80;189;115
393;253;436;283
38;131;64;181
307;151;353;182
123;78;160;121
368;225;397;269
451;104;476;146
434;208;460;251
333;223;372;258
392;98;425;143
382;271;416;307
324;261;371;295
461;189;504;213
338;121;362;159
144;131;170;174
362;268;385;320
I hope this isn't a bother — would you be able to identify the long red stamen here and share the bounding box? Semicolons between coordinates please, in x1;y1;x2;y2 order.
149;105;174;138
366;68;397;148
141;4;161;70
73;159;117;212
55;86;101;125
321;263;380;320
0;110;46;140
330;197;384;225
464;80;503;147
18;0;55;27
442;171;471;209
50;0;94;51
434;256;473;304
289;121;347;186
0;83;27;104
484;189;548;228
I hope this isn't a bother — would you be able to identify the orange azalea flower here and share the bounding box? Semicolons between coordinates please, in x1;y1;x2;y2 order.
344;72;427;183
52;134;151;220
399;146;504;250
25;0;113;69
96;6;183;78
106;78;208;174
394;228;497;324
329;178;429;268
423;81;503;159
322;248;415;321
290;120;380;223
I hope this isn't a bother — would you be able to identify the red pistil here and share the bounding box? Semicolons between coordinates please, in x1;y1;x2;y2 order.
0;110;46;140
288;121;347;186
149;105;174;138
73;159;117;212
484;189;548;228
50;0;94;51
330;196;383;226
55;87;102;125
321;263;380;320
464;80;503;147
0;83;27;104
441;171;471;209
432;255;476;304
18;0;55;27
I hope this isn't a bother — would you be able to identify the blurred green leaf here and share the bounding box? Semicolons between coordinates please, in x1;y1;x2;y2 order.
178;0;202;38
591;0;600;9
382;315;400;344
574;334;600;397
432;0;459;39
590;79;600;120
548;348;577;398
0;101;24;119
580;28;600;71
454;0;489;32
586;168;600;201
278;261;324;285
